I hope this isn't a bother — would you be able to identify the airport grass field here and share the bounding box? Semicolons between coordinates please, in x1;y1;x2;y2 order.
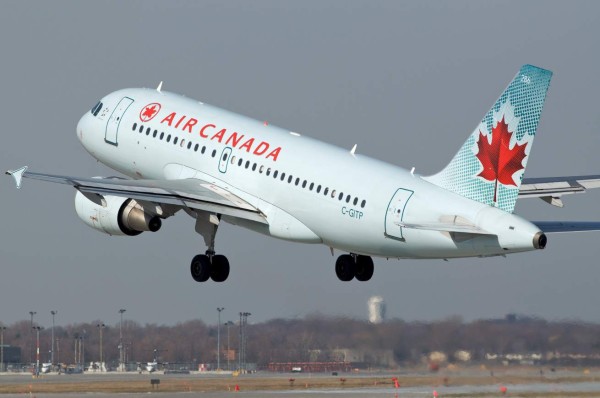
1;367;600;396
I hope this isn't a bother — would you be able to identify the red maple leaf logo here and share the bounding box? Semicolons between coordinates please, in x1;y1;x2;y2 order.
475;116;527;203
139;103;161;122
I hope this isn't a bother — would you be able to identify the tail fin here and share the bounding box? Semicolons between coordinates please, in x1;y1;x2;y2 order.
424;65;552;213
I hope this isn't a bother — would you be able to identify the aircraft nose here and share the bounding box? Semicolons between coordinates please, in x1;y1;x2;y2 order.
77;113;90;143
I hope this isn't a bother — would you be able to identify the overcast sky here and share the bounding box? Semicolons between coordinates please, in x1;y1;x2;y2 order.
2;1;600;328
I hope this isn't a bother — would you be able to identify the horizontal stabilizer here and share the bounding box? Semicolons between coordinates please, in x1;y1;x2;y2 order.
397;221;493;235
533;221;600;233
519;174;600;206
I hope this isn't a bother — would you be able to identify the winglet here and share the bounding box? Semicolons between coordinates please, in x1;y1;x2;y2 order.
6;166;28;189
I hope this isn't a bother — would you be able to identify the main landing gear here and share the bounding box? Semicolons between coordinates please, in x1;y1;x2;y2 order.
335;254;374;282
190;251;230;282
190;212;230;283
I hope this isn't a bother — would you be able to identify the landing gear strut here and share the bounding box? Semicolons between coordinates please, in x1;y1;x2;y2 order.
335;254;374;282
190;212;230;283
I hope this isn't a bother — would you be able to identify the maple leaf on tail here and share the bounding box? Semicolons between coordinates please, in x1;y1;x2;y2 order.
475;116;528;204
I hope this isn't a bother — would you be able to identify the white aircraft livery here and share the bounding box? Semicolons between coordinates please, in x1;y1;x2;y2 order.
7;65;600;283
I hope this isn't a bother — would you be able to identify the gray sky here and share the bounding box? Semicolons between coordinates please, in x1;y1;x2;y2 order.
2;1;600;328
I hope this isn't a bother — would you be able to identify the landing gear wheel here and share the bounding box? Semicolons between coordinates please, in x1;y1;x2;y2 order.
190;254;211;282
210;255;230;282
355;255;374;281
335;254;356;282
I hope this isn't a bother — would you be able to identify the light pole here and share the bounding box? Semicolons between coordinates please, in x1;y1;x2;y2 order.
0;326;6;372
238;313;242;371
224;321;233;370
32;326;43;376
119;309;126;372
82;330;86;371
29;311;36;365
50;310;57;365
216;307;224;371
96;323;105;372
238;312;251;372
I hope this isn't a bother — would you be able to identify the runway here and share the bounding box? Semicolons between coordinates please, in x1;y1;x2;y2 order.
0;368;599;397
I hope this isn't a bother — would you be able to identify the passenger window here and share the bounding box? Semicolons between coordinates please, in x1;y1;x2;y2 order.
238;158;243;166
280;173;285;181
132;123;137;131
266;168;271;176
295;178;300;186
212;149;217;157
259;165;265;173
346;195;351;203
174;137;179;145
194;144;199;152
139;125;144;133
361;200;366;208
146;127;151;135
166;134;171;142
153;130;158;138
231;156;237;164
302;180;307;188
309;183;314;191
317;185;321;193
187;141;192;149
201;146;206;154
353;197;358;206
160;132;164;140
245;161;250;169
273;170;278;178
252;163;257;171
338;192;343;201
288;175;293;183
223;153;229;161
331;190;336;198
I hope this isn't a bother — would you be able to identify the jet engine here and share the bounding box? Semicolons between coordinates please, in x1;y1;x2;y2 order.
75;191;162;236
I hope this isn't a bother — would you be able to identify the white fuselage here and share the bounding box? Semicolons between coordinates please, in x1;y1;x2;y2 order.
76;88;542;259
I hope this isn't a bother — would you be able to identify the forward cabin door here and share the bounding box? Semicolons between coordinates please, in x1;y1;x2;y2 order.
384;188;414;241
105;97;134;145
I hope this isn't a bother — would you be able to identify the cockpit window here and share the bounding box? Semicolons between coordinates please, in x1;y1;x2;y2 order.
91;101;103;117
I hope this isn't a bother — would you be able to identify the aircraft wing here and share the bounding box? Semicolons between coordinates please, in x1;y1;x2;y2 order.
533;221;600;233
519;175;600;207
6;166;267;224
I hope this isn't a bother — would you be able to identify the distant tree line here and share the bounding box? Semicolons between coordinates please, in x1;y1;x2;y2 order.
2;314;600;367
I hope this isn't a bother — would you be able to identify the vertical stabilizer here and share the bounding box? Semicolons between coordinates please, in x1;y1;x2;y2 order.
424;65;552;213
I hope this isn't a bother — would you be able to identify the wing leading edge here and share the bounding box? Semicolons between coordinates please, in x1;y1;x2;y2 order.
6;167;267;224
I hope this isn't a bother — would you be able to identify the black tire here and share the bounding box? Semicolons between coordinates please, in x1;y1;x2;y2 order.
190;254;211;282
210;255;230;282
355;255;374;281
335;254;356;282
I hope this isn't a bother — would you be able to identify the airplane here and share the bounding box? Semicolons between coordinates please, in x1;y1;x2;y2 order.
7;65;600;283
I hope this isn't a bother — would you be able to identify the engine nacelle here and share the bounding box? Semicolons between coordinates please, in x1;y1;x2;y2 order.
75;191;162;236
